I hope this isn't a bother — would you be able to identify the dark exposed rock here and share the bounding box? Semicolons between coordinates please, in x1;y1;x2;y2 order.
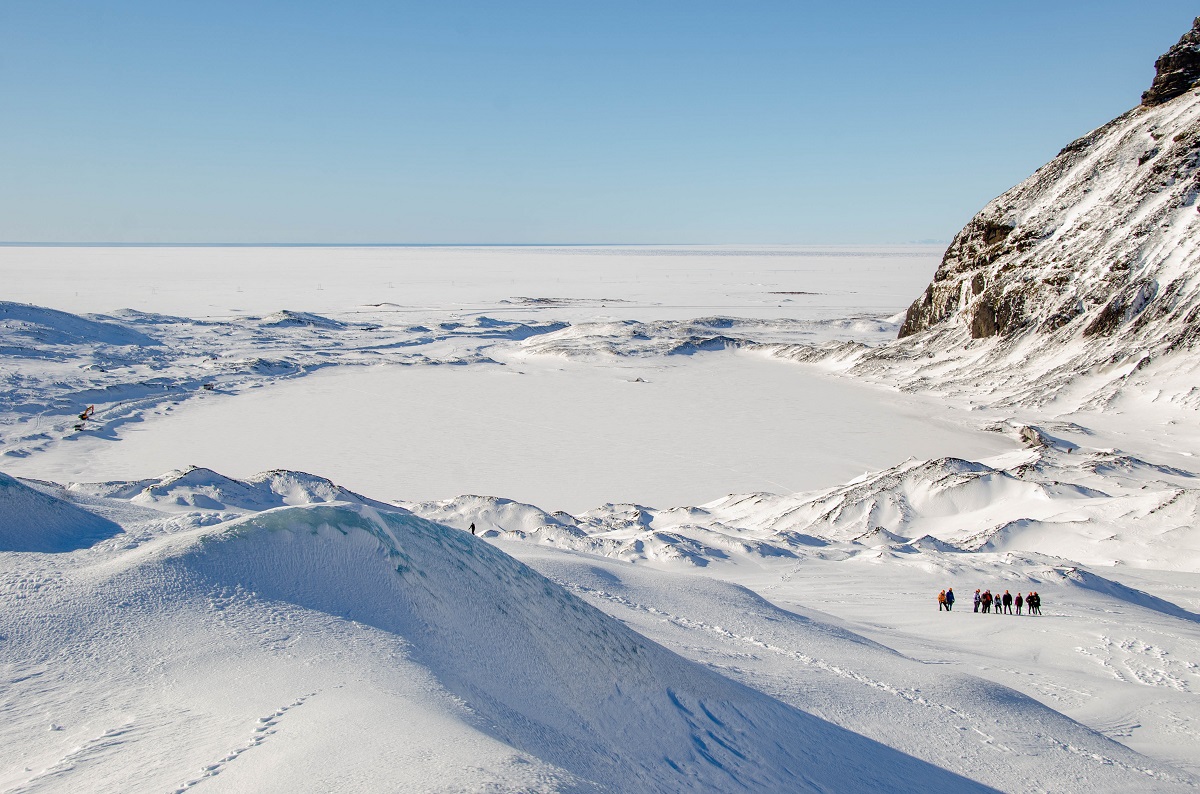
1040;298;1083;333
897;215;1021;338
1083;279;1159;337
1083;296;1129;337
1143;17;1200;107
969;291;1027;339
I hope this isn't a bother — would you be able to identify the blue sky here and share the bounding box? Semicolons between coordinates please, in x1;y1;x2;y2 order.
0;2;1194;244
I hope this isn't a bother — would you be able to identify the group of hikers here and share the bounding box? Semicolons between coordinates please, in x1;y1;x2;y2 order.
937;588;1042;615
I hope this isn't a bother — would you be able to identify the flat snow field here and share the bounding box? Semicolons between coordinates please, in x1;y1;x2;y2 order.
0;243;939;318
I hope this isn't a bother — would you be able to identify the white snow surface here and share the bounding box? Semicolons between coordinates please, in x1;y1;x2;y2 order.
2;244;1200;791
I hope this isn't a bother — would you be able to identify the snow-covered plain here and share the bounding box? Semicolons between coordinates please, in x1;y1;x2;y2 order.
3;245;1199;792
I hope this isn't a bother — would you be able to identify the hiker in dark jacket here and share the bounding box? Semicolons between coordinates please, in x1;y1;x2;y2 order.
1002;590;1013;614
1015;592;1024;615
945;588;955;611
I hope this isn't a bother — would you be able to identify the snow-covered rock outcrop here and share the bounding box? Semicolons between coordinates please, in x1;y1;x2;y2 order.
899;19;1200;344
872;19;1200;408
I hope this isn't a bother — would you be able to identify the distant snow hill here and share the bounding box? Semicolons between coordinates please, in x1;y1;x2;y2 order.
0;470;1003;793
833;18;1200;410
0;301;158;350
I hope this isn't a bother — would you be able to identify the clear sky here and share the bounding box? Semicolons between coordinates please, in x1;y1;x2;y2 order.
0;1;1195;244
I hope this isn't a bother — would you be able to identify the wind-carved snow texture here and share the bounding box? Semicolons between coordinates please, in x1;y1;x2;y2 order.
521;315;899;359
0;301;577;459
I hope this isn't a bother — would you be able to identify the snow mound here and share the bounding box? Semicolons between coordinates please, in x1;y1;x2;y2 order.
147;502;987;792
258;310;347;329
0;301;157;349
1054;565;1200;622
403;496;806;567
400;493;570;536
128;467;396;512
471;316;569;340
0;471;122;552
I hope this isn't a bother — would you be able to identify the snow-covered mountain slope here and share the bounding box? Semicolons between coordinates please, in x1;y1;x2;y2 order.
2;480;1018;793
836;19;1200;409
4;469;1194;792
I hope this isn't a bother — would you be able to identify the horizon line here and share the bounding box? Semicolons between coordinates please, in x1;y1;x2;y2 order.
0;240;950;249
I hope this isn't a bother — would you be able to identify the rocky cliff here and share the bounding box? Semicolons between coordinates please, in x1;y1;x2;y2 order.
871;19;1200;409
899;17;1200;345
816;19;1200;410
1144;16;1200;107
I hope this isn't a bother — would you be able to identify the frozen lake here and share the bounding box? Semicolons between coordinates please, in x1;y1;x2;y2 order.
21;352;1013;512
1;244;987;510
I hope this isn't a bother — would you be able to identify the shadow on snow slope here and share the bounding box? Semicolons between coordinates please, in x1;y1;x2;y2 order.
0;472;123;552
140;502;995;793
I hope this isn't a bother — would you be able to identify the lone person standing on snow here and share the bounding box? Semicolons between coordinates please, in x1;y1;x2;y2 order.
1002;590;1013;614
469;523;476;535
